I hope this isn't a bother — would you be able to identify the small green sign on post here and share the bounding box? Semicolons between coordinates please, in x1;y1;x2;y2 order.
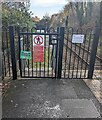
20;50;32;60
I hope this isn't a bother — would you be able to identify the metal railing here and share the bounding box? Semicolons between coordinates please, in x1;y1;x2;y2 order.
2;25;100;80
2;27;12;80
62;26;100;79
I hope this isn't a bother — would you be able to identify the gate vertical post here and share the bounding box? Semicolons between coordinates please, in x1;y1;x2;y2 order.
18;27;22;77
57;27;64;78
54;27;60;78
88;25;100;79
9;26;17;80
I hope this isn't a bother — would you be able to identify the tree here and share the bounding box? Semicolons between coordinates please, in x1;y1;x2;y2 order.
68;2;100;28
2;2;34;29
37;14;51;31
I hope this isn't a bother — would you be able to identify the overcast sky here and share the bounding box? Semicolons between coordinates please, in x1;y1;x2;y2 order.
30;0;67;19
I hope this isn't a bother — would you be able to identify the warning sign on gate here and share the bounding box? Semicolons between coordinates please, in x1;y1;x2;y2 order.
33;35;44;62
72;34;84;43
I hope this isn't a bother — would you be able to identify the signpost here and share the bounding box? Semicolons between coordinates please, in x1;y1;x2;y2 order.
72;34;84;43
33;35;44;62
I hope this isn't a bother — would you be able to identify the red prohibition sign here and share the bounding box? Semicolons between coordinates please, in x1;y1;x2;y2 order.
34;36;43;45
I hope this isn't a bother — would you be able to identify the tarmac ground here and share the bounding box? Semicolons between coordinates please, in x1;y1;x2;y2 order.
2;79;101;118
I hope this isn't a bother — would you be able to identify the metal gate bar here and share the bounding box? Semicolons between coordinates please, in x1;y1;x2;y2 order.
62;25;100;79
8;26;100;80
2;27;12;79
18;28;63;78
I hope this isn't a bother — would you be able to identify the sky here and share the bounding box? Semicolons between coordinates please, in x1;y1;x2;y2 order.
30;0;67;19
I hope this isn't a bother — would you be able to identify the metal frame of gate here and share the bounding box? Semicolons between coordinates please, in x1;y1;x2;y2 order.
8;25;100;80
62;26;100;79
2;26;12;79
17;27;64;79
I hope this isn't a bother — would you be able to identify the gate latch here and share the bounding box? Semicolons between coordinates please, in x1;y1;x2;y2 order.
49;35;57;45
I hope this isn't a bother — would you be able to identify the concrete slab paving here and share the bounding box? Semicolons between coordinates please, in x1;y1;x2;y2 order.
2;79;101;118
55;85;78;99
61;99;100;118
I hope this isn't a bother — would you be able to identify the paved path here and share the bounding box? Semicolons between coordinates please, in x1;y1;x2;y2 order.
2;79;101;118
84;79;102;104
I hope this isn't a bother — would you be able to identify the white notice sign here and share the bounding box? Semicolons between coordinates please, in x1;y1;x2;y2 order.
72;34;84;43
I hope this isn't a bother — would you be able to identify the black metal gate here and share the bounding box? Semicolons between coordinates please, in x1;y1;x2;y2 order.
18;27;64;78
2;26;12;79
62;26;100;79
7;25;100;80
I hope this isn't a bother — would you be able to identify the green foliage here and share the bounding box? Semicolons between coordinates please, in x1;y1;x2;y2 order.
2;2;34;28
37;14;51;30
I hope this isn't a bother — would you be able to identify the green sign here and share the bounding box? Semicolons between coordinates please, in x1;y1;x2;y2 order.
20;50;32;60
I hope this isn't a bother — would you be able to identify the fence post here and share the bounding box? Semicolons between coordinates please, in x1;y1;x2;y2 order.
0;26;2;80
57;27;64;78
9;26;17;80
88;25;100;79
